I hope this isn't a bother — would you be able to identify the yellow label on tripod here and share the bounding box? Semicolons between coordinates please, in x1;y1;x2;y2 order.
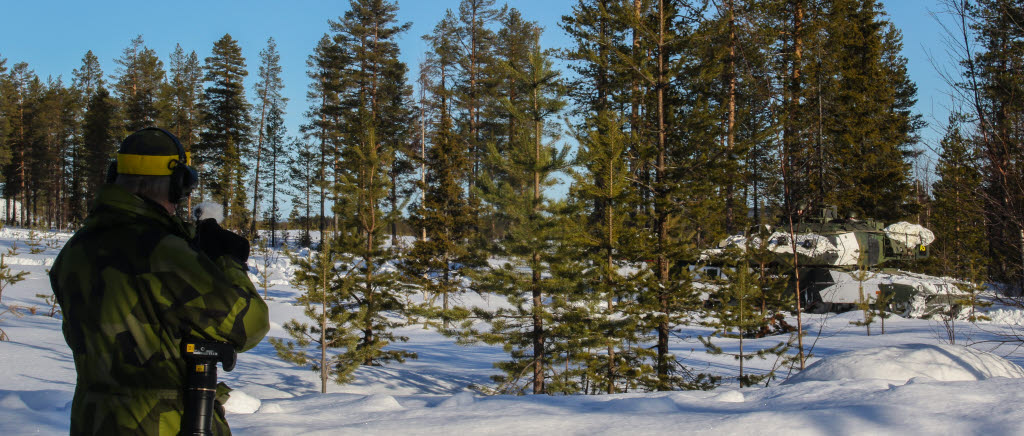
196;364;206;373
186;344;195;353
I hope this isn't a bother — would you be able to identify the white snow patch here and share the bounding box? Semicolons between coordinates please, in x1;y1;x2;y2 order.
4;256;53;267
784;344;1024;385
983;308;1024;326
224;390;261;414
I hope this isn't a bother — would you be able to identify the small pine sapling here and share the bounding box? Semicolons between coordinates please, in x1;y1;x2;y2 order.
25;230;45;254
0;253;28;304
269;238;363;392
44;231;62;249
254;240;278;299
849;260;876;336
36;292;61;317
958;262;992;323
700;249;790;388
0;305;26;341
934;265;990;345
872;288;895;335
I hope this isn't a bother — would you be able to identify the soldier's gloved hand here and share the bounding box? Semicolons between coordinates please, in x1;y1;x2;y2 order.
195;219;250;265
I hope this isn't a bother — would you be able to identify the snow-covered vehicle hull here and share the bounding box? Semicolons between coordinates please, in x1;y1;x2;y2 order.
799;268;968;316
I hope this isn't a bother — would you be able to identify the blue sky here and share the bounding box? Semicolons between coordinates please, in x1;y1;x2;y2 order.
0;0;955;173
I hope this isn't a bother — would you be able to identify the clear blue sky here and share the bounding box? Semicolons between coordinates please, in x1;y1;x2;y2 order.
0;0;954;172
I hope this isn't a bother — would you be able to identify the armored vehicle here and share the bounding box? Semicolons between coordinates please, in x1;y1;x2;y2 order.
709;206;964;316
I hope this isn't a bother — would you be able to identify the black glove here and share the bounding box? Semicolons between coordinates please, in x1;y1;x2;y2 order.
195;219;250;265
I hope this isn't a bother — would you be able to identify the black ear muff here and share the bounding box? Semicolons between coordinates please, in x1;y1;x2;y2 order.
169;162;198;204
153;128;198;204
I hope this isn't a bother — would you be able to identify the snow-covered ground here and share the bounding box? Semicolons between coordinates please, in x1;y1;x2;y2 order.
4;227;1024;435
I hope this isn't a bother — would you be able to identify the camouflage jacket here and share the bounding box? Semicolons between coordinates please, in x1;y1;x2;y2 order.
50;185;269;435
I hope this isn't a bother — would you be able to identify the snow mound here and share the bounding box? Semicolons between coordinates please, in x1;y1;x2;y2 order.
349;394;403;412
224;390;261;414
0;390;69;412
711;390;745;403
436;391;475;408
784;344;1024;384
592;396;679;413
983;308;1024;326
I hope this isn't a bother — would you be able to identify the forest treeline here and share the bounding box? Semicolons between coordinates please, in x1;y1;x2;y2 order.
0;0;1020;393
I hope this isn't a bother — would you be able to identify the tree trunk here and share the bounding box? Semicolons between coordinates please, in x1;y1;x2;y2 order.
783;0;806;371
725;0;737;235
532;89;545;395
250;89;268;237
654;0;671;390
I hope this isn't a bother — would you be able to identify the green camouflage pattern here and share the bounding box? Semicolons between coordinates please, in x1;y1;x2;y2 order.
50;184;269;435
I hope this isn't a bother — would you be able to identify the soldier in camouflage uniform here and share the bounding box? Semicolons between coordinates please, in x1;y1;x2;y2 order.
50;128;269;435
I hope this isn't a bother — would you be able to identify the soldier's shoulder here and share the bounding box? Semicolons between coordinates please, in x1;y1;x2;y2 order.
57;219;183;269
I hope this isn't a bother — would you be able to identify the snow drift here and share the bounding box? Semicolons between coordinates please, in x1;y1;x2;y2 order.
784;344;1024;384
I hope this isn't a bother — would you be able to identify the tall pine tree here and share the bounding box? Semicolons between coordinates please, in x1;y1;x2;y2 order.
200;34;251;229
111;35;164;133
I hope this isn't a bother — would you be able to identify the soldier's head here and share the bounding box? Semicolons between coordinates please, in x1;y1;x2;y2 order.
107;128;198;213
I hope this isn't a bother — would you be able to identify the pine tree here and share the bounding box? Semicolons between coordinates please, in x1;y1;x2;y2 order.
560;0;627;115
0;55;10;194
849;260;877;335
625;0;719;390
270;237;361;392
466;39;569;395
250;37;287;237
73;51;104;103
263;103;287;247
82;87;116;201
700;251;771;388
563;111;651;393
326;0;417;366
287;137;318;247
491;9;540;164
455;0;506;194
477;8;541;241
301;34;343;240
931;112;987;280
19;75;77;228
560;0;663;393
200;34;251;229
956;0;1024;287
1;62;35;225
404;14;484;331
165;45;203;154
820;0;922;221
111;35;165;133
62;51;104;223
